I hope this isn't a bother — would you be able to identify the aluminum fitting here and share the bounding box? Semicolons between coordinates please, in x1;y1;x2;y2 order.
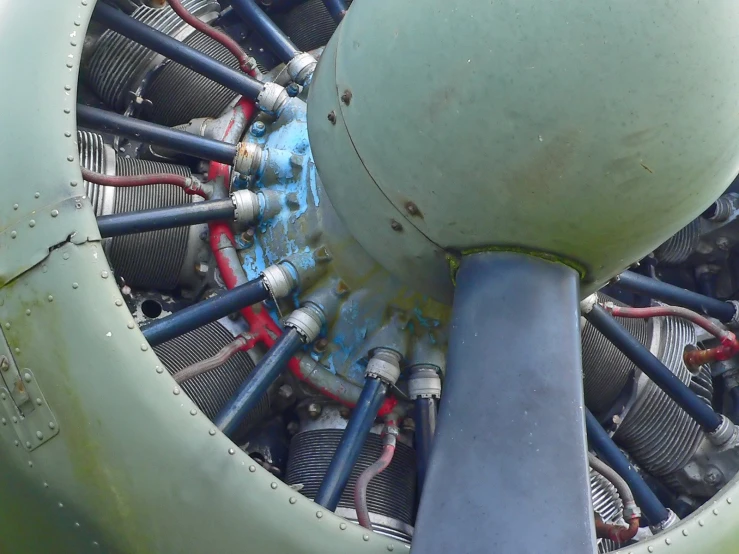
366;348;402;385
257;189;282;221
285;303;324;343
257;82;290;115
579;293;598;315
708;415;738;448
233;141;264;178
622;502;641;522
261;263;298;299
286;52;317;86
408;364;441;399
231;189;260;225
649;510;679;534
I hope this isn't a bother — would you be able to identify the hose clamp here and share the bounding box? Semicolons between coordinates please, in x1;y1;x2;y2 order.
233;142;264;178
622;502;641;521
407;364;441;399
261;263;298;299
257;82;290;115
286;52;317;85
366;348;402;385
285;303;323;343
708;415;738;448
231;189;260;225
649;510;679;534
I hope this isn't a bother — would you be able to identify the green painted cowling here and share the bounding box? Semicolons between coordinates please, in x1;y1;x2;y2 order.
309;0;739;301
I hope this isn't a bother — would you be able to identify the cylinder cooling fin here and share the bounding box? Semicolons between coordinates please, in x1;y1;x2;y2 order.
5;1;739;554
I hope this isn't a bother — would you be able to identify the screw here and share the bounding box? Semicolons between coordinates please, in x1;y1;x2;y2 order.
405;201;420;216
390;220;403;232
307;403;322;419
278;384;294;399
717;237;731;251
341;90;352;105
250;121;266;137
286;83;300;97
327;111;336;124
313;338;329;353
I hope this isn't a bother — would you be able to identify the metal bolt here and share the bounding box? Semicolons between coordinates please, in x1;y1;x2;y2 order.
339;406;351;419
405;201;420;216
286;83;300;97
390;220;403;232
287;421;300;435
717;237;731;251
194;262;210;277
250;121;266;137
327;111;336;124
278;384;294;399
313;338;329;353
341;89;353;105
307;403;322;419
705;467;723;486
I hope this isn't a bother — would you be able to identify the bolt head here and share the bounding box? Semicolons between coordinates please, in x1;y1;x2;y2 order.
286;83;300;97
278;384;294;399
307;403;322;419
327;111;336;124
341;89;353;105
250;121;267;137
390;220;403;232
194;262;210;276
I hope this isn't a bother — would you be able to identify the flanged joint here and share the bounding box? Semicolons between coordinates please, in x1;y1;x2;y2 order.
285;303;324;343
649;509;679;534
233;141;264;178
366;348;402;385
257;82;290;115
708;415;737;448
286;52;317;85
407;364;441;399
261;263;298;299
231;189;260;225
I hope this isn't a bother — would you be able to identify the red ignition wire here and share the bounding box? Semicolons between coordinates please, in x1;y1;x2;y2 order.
594;515;640;543
166;0;258;76
354;424;398;530
80;167;208;198
603;303;739;368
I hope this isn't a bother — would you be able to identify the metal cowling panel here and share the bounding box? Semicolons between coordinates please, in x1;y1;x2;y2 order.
145;30;240;127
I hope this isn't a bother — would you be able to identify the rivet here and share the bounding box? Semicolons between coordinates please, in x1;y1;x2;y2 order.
36;431;43;440
72;282;79;289
270;482;278;489
115;299;123;307
25;309;31;316
34;192;40;199
390;220;403;232
66;63;73;69
127;322;135;330
73;20;80;26
63;108;71;114
249;465;256;472
75;522;80;528
48;295;54;302
141;344;149;352
228;448;235;455
10;231;16;239
155;366;163;374
699;519;705;526
0;418;5;425
64;85;71;91
11;416;17;423
14;348;20;354
648;547;654;553
387;545;394;551
209;429;216;436
58;502;64;508
70;181;78;187
0;393;5;400
404;201;419;216
64;132;72;138
70;41;77;47
28;220;36;227
713;508;720;515
3;323;9;329
289;497;297;504
341;90;352;105
190;409;197;416
25;441;31;449
24;373;31;383
173;386;180;395
339;523;347;530
36;398;42;406
92;542;99;548
63;252;70;260
13;440;19;447
363;534;370;542
28;461;33;467
682;530;689;536
665;538;672;545
49;422;56;429
12;203;18;210
728;497;733;504
327;111;336;124
316;511;323;519
51;210;59;218
43;482;48;488
82;0;88;5
101;271;109;279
